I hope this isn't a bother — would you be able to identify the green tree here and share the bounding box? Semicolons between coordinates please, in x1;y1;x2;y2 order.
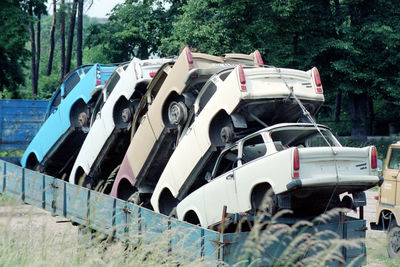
0;0;30;97
85;0;185;62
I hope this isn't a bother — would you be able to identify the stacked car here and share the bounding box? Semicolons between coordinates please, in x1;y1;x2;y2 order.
22;46;381;229
21;64;116;178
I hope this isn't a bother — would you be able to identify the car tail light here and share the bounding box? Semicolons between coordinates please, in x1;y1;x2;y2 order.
254;50;263;67
150;71;156;78
312;67;323;93
238;65;246;91
374;195;379;200
293;148;300;178
371;146;377;169
186;47;194;70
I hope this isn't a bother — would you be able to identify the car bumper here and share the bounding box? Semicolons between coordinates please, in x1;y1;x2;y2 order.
286;175;383;192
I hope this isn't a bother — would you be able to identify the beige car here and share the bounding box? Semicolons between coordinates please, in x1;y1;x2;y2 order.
150;65;326;215
110;47;263;202
373;141;400;258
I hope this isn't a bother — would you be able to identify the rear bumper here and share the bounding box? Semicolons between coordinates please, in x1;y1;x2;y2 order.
286;175;383;192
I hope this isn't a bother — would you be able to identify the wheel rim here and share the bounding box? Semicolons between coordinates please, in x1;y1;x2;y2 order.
121;108;132;123
220;126;233;144
168;101;186;125
78;112;88;127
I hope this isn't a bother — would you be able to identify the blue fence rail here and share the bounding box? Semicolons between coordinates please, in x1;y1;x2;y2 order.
0;159;366;266
0;99;49;151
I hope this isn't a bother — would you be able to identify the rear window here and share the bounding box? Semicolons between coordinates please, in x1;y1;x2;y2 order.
105;72;120;96
270;128;339;148
64;72;80;97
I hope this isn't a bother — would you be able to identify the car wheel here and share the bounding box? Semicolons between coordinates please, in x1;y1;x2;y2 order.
114;98;135;130
388;220;400;258
168;101;187;127
78;111;88;127
220;126;233;144
251;185;277;217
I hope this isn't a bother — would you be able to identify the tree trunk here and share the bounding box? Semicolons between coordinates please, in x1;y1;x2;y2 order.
28;3;37;96
46;0;56;76
35;13;41;92
65;0;78;73
60;0;66;81
334;90;342;122
76;0;83;66
349;92;371;141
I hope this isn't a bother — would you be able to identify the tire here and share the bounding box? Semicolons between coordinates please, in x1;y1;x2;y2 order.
388;220;400;258
167;101;188;127
114;98;135;130
251;186;277;216
70;101;89;129
209;113;235;147
78;112;88;127
220;126;233;144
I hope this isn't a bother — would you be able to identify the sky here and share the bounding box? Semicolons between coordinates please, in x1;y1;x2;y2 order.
47;0;126;18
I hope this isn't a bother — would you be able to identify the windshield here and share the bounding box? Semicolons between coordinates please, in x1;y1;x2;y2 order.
270;127;340;148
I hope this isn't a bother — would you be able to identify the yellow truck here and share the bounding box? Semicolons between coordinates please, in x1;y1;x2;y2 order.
372;141;400;258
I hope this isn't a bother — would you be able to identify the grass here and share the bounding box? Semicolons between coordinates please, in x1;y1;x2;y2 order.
0;194;19;206
0;192;368;267
0;150;24;158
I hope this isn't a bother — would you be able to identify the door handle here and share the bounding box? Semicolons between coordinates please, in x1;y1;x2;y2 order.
226;174;234;180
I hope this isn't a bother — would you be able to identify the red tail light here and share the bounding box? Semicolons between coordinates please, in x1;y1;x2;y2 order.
254;50;263;67
238;65;246;91
374;196;379;200
312;67;323;93
371;146;377;169
186;47;194;70
149;71;156;78
293;148;300;178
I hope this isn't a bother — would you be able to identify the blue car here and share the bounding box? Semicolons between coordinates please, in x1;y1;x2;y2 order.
21;64;116;178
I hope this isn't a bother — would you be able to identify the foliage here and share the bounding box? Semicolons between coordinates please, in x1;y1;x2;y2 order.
85;0;186;61
0;0;30;96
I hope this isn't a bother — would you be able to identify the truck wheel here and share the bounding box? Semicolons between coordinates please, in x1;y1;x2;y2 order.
388;221;400;258
168;101;187;127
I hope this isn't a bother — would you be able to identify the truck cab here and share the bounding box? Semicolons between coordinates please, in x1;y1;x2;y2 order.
374;141;400;257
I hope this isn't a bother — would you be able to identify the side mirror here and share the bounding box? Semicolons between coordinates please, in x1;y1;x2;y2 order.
205;172;212;182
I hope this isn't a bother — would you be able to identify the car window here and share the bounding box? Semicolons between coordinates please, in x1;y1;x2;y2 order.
198;82;217;114
213;147;238;178
63;72;80;98
105;72;120;97
388;148;400;169
46;88;62;118
270;128;340;148
242;134;266;164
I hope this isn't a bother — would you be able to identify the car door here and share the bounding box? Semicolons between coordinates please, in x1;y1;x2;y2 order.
381;147;400;205
204;146;239;226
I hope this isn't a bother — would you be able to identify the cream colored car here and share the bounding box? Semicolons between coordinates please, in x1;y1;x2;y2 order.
110;47;263;202
175;123;380;228
150;65;326;215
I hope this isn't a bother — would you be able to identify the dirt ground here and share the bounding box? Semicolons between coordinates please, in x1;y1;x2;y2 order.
0;190;396;266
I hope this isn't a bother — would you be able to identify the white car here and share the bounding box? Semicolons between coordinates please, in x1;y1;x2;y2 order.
150;65;325;215
69;58;172;190
176;123;381;228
